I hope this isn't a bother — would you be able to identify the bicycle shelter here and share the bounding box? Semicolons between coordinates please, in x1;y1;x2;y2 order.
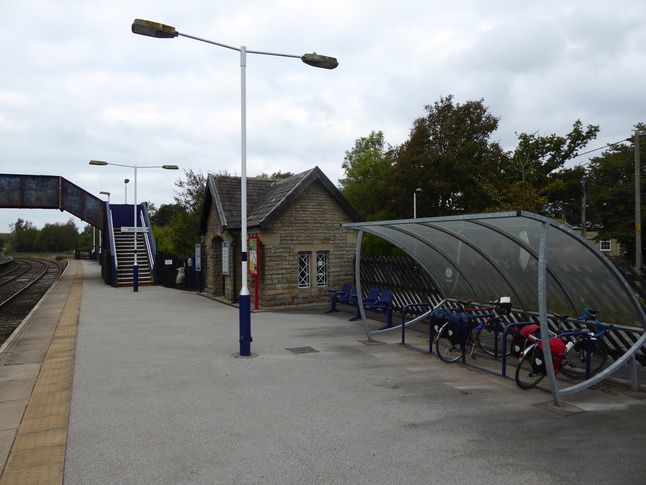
343;211;646;406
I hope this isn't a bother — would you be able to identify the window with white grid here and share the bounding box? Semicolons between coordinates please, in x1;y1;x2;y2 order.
316;251;328;287
298;252;311;288
600;239;611;252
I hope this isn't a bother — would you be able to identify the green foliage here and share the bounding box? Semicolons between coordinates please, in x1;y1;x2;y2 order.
150;203;184;227
257;171;294;179
484;180;549;213
77;225;93;251
152;169;208;256
33;219;79;252
174;169;207;213
10;219;39;252
391;95;506;218
507;121;600;186
584;124;646;261
339;130;395;221
10;218;81;252
501;121;599;221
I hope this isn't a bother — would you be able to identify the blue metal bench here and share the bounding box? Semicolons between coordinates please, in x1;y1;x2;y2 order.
349;289;394;328
324;283;354;313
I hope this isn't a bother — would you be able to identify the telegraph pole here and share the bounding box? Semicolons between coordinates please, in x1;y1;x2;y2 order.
635;131;642;272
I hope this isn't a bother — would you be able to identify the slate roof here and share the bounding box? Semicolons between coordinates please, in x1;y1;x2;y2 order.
200;167;363;234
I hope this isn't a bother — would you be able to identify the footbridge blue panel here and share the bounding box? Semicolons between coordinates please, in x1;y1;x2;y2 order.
0;174;105;230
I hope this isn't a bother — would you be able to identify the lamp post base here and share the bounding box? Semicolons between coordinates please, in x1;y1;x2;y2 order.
133;264;139;292
239;293;252;356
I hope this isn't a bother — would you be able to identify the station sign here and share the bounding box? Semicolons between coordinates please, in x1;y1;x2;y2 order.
121;226;149;233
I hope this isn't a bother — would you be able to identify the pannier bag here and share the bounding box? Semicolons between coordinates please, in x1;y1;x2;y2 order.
446;311;471;346
532;338;568;375
430;309;453;333
511;324;541;357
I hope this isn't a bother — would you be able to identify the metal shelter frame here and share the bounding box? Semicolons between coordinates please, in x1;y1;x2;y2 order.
343;211;646;406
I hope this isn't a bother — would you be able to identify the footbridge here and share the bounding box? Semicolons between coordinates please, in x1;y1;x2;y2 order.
0;174;157;287
0;174;105;229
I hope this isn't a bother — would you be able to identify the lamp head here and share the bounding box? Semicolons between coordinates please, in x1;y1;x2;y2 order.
89;160;108;166
301;53;338;70
162;165;179;170
132;19;178;38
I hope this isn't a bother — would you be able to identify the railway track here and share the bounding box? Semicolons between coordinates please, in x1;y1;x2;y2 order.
0;257;65;346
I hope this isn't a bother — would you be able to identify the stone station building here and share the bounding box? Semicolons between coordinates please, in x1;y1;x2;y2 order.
199;167;363;308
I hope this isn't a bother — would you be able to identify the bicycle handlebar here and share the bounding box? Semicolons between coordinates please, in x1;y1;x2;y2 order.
577;308;612;337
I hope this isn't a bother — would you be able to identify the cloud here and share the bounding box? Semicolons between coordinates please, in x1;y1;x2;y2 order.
1;0;646;232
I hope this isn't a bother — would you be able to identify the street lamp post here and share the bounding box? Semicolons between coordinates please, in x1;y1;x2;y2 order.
413;188;422;218
124;179;130;204
90;160;179;291
132;18;338;357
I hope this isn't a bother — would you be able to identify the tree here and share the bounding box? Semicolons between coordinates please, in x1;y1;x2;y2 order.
174;169;208;213
34;219;79;252
156;169;209;256
10;218;39;252
584;124;645;262
485;180;549;213
339;130;394;221
78;225;93;251
507;121;600;187
150;203;184;227
391;95;507;218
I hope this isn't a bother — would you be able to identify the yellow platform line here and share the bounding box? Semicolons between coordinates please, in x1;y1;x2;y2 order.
0;261;83;485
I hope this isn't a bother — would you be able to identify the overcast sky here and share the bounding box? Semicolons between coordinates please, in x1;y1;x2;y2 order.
1;0;645;233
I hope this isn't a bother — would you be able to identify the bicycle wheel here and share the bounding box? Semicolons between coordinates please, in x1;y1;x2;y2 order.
559;338;609;380
476;319;513;357
435;322;464;363
515;345;546;389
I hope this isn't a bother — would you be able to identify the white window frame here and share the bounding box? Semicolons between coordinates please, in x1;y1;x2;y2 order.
298;251;311;288
600;239;612;252
316;251;328;287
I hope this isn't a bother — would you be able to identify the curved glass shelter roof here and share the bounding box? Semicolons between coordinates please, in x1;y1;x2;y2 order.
344;211;645;328
344;212;646;405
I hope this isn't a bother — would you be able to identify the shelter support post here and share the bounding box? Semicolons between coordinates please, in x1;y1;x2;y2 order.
354;230;372;341
538;222;563;407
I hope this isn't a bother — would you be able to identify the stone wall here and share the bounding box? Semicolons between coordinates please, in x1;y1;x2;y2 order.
258;180;357;308
203;179;358;308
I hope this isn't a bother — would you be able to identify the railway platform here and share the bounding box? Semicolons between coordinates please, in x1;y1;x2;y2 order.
1;260;646;484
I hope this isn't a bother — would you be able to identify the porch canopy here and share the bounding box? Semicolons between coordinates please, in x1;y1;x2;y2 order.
343;211;646;405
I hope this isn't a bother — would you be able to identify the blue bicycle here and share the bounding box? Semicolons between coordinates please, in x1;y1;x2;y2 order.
558;309;611;380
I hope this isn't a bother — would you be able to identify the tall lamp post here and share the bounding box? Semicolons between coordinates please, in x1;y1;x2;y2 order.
413;188;422;218
131;18;338;357
90;160;179;292
124;179;130;204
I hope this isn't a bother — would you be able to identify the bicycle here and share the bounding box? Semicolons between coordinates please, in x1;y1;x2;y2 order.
557;309;612;380
435;298;514;363
514;309;612;389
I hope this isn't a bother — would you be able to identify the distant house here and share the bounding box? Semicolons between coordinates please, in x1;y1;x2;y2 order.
575;229;622;259
199;167;363;308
